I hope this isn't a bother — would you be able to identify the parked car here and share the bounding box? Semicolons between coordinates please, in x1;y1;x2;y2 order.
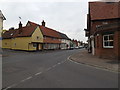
69;47;74;50
78;46;84;49
75;46;79;49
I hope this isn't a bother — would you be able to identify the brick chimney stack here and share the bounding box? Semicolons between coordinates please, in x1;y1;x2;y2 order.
42;20;45;27
19;21;22;34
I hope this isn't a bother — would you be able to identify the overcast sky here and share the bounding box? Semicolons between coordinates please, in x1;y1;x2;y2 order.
0;0;118;42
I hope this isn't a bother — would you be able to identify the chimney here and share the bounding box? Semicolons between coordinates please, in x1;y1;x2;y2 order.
42;20;45;27
19;21;22;28
19;21;22;34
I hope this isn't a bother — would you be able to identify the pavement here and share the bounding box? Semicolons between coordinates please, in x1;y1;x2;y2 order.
69;49;119;73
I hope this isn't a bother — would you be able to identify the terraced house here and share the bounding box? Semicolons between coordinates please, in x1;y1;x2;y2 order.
85;2;120;60
2;20;71;51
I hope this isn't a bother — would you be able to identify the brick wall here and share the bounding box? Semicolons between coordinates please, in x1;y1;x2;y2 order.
95;31;119;60
90;19;119;35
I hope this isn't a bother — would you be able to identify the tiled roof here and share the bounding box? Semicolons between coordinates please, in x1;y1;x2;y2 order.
2;25;37;39
2;30;16;39
40;25;61;38
89;2;119;20
27;21;39;26
27;21;69;39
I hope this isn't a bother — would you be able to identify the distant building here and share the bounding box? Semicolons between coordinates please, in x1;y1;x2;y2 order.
59;32;71;49
85;2;120;60
71;39;78;48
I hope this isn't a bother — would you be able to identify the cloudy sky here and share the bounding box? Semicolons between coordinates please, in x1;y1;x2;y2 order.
0;0;118;42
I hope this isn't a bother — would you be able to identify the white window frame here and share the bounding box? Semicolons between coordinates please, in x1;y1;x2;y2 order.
103;34;114;48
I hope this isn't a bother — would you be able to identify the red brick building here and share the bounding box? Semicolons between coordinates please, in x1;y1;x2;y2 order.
85;2;120;60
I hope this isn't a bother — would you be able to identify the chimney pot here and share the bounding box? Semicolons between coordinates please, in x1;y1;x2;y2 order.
19;21;22;34
19;21;22;28
42;20;45;27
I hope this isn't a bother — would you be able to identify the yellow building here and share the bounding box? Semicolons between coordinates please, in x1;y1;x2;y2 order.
2;22;43;51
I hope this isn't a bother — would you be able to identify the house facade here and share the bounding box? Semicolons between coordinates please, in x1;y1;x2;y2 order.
2;20;71;51
85;2;120;60
2;22;43;51
59;33;71;49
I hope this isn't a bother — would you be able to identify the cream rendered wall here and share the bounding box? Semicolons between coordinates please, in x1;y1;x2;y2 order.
0;18;3;30
31;26;43;43
11;37;32;50
2;39;11;49
2;26;44;51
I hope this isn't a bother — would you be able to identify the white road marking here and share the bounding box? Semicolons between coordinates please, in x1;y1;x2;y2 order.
4;83;17;90
26;76;32;80
52;64;57;68
20;76;33;83
4;60;67;89
35;72;42;76
57;62;61;65
21;79;26;82
46;67;52;71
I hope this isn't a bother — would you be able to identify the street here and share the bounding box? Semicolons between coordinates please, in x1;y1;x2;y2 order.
2;49;118;89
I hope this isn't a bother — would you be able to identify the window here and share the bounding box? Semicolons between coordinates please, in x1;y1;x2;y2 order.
33;43;37;47
103;34;114;48
36;36;39;40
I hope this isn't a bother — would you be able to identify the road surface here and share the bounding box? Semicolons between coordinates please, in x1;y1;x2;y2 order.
2;49;118;89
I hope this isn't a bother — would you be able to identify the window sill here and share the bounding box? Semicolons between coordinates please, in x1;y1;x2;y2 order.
103;46;114;49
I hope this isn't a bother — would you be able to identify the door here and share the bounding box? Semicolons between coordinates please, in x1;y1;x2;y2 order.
36;43;39;51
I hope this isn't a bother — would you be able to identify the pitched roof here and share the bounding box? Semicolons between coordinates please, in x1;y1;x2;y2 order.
59;32;70;40
2;25;37;39
27;21;69;39
89;2;119;20
40;25;61;38
27;21;39;26
2;30;16;39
